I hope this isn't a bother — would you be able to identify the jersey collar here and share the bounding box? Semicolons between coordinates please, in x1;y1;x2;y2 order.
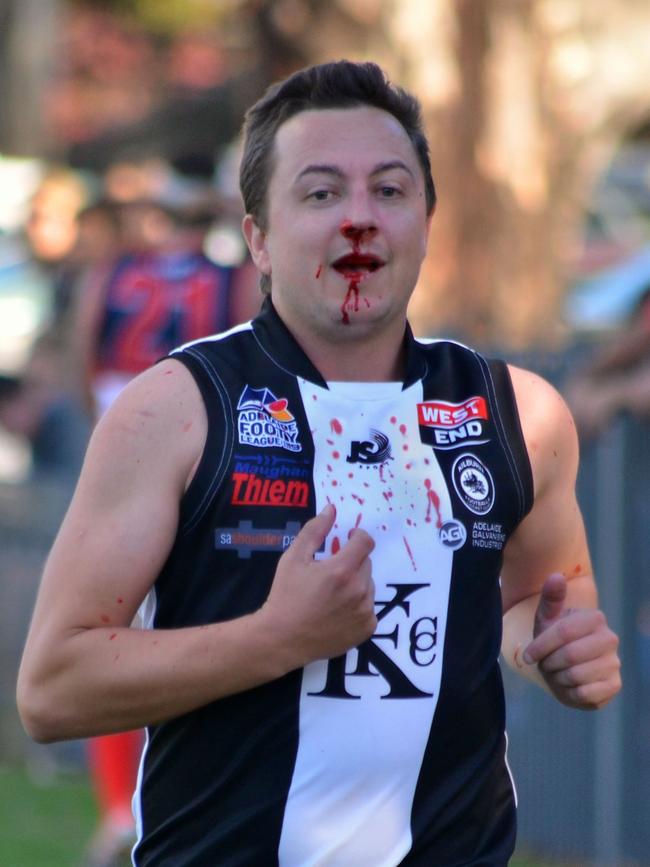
251;297;426;390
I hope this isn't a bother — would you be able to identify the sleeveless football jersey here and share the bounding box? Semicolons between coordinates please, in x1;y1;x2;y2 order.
132;298;533;866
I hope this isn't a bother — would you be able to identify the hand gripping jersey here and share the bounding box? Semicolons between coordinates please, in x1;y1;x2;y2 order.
132;298;533;867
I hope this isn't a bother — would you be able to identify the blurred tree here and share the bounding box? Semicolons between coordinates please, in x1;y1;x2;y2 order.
0;0;61;156
278;0;650;346
384;0;650;346
4;0;650;346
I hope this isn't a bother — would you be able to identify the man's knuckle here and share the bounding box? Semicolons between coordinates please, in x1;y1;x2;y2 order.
592;610;606;628
563;644;581;666
556;620;574;644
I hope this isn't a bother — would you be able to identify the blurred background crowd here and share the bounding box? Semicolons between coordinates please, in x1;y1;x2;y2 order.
1;1;650;865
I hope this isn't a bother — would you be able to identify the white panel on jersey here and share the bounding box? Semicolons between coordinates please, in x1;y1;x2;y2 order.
278;379;455;867
132;588;157;858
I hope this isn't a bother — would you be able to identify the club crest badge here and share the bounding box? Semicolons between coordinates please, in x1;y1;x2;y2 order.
452;453;495;515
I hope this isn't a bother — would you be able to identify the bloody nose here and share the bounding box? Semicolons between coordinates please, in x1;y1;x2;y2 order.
340;220;377;243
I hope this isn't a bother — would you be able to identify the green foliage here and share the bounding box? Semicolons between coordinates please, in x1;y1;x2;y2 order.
0;763;560;867
0;765;96;867
66;0;234;33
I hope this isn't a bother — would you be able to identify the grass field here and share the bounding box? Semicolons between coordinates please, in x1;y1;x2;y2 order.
0;763;559;867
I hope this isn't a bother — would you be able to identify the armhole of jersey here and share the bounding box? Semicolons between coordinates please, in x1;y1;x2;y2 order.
484;357;535;521
166;348;234;535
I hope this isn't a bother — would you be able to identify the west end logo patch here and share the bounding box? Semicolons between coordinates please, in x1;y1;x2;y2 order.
418;396;489;450
237;385;302;453
452;453;495;515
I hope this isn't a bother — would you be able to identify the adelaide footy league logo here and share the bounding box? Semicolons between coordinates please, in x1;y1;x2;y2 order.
417;396;489;450
237;385;302;453
452;453;495;515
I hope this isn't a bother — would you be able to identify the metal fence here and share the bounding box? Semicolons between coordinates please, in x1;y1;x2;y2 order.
503;349;650;867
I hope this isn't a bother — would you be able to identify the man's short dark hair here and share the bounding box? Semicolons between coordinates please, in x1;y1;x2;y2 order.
240;61;436;294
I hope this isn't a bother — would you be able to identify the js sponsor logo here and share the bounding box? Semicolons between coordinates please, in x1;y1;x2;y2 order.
237;385;302;453
309;582;437;700
417;396;489;450
233;452;310;480
231;471;309;507
215;520;301;558
452;453;495;515
438;519;467;550
472;521;505;550
346;429;392;466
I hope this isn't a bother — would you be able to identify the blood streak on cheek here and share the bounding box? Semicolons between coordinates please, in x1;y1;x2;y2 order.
424;479;443;528
315;264;322;279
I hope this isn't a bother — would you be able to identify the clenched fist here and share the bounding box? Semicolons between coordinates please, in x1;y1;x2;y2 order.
259;504;377;669
523;573;621;710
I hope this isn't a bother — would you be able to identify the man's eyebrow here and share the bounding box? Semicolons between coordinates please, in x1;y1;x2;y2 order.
369;160;415;179
295;164;344;183
294;160;415;183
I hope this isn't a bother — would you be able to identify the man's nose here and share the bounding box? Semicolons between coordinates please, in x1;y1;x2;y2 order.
340;219;378;244
340;187;379;243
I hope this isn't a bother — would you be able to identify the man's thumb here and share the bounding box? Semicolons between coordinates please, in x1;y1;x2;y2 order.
534;572;567;635
290;503;337;560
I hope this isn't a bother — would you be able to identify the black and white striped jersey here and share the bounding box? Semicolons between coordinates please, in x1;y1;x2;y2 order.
132;298;533;866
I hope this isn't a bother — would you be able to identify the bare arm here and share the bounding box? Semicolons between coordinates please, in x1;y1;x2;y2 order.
17;360;376;742
500;366;621;709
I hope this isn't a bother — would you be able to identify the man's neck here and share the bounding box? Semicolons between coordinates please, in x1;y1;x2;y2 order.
287;319;407;383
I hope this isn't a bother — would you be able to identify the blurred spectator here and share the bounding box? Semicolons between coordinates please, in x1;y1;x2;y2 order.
565;287;650;436
0;368;87;483
46;7;159;149
72;161;259;418
24;166;92;322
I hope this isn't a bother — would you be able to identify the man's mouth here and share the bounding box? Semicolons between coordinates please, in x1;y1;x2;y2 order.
332;253;385;277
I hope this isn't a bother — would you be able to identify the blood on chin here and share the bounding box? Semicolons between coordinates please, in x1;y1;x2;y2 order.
333;267;381;325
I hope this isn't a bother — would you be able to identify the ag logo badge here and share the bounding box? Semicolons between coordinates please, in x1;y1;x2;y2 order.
438;519;467;550
452;453;494;515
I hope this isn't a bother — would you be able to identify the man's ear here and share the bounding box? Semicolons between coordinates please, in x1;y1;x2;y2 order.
422;206;435;257
242;215;271;276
